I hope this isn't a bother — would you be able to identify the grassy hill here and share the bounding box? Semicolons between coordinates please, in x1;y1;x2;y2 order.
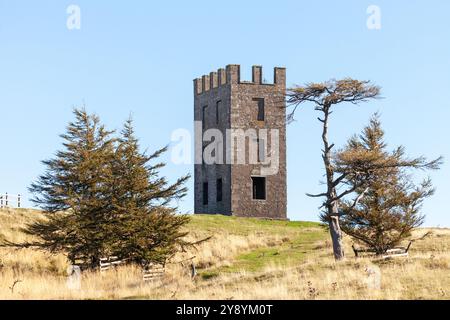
0;208;449;299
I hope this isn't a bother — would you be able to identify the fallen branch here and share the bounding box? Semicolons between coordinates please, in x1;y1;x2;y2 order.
9;279;22;294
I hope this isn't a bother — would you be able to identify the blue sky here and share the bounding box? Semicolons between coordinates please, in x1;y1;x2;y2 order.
0;0;448;226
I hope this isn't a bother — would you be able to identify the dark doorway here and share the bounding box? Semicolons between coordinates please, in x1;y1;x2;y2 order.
252;177;266;200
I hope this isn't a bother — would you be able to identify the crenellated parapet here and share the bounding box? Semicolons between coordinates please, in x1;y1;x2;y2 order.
194;64;286;95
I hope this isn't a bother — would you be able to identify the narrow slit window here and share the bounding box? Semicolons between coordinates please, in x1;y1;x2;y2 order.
252;177;266;200
216;178;223;202
202;105;208;129
257;138;266;162
216;100;221;125
202;144;206;166
253;98;265;121
203;182;208;205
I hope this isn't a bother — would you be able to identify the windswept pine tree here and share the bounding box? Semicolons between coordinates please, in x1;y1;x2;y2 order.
287;79;381;259
5;109;192;269
335;114;442;254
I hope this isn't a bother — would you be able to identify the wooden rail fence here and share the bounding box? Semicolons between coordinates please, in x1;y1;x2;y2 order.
142;263;165;282
352;241;412;259
99;256;125;272
99;257;165;282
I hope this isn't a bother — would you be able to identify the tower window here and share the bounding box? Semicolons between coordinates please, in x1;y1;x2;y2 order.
202;105;208;129
216;100;221;124
257;138;266;162
216;178;223;202
201;144;206;166
253;98;265;121
252;177;266;200
203;182;208;205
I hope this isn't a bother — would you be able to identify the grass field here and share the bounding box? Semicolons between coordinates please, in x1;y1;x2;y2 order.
0;208;449;300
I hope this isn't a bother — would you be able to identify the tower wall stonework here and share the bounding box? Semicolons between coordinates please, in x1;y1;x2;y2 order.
194;64;287;219
194;79;232;215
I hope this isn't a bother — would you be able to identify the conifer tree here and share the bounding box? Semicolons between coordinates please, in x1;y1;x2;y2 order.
23;108;116;267
335;114;442;254
3;109;200;268
5;110;193;269
108;118;191;266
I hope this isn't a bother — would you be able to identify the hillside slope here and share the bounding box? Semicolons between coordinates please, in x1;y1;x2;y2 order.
0;208;449;299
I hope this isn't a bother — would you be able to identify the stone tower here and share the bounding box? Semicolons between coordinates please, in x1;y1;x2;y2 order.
193;64;287;219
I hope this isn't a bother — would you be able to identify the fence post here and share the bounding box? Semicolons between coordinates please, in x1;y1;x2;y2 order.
18;194;21;208
5;192;8;207
0;194;3;208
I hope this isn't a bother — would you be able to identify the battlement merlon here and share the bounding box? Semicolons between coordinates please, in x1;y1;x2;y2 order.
193;64;286;95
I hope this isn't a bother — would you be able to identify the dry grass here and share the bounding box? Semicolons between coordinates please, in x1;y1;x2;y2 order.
0;208;449;300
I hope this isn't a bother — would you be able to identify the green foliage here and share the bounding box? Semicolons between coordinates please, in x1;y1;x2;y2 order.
335;114;442;254
107;117;190;266
9;108;190;269
27;109;116;266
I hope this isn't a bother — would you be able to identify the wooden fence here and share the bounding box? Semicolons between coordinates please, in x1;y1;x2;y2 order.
99;256;125;272
99;257;165;282
0;193;21;208
142;263;165;282
352;241;412;259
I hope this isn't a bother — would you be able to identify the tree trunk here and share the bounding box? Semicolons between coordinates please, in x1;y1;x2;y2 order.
329;203;344;260
321;104;345;260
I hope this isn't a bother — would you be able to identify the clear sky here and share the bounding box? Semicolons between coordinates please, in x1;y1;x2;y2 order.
0;0;448;226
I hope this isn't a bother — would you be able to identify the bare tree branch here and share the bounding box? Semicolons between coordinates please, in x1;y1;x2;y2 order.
306;192;328;198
